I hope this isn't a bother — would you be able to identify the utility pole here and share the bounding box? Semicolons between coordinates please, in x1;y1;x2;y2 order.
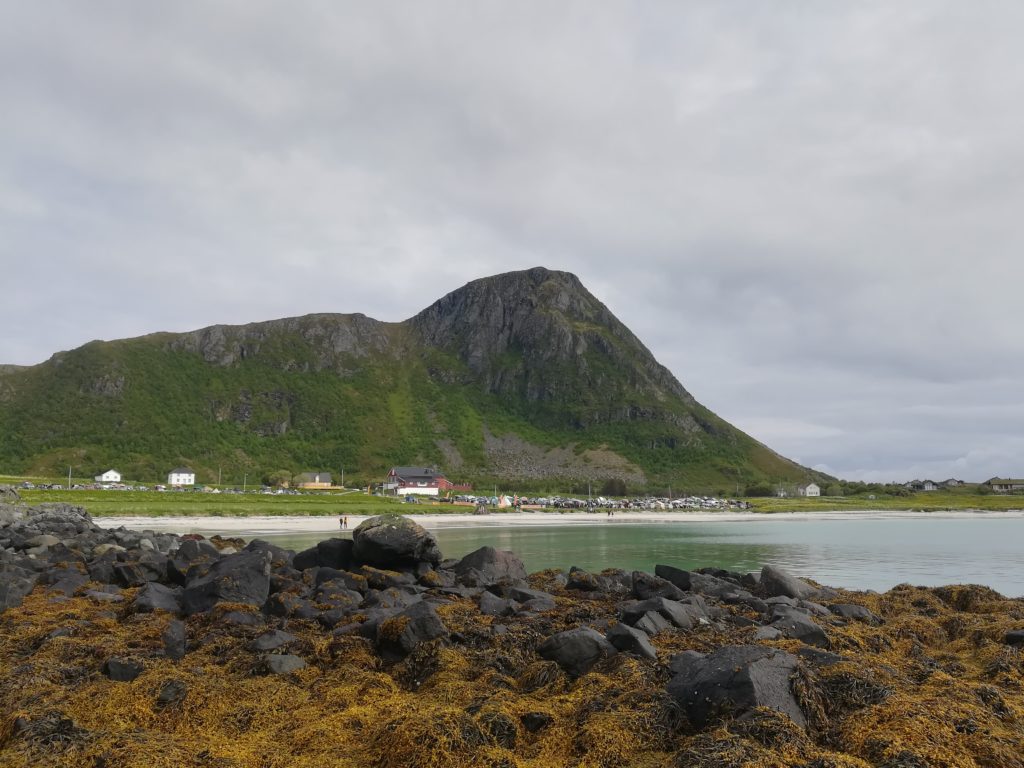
217;467;222;486
67;466;72;490
341;466;344;487
242;473;247;493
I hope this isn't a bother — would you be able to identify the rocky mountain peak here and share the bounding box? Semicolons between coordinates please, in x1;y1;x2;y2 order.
409;267;691;405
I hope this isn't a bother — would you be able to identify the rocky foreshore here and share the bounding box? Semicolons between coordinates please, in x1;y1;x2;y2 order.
2;487;1024;768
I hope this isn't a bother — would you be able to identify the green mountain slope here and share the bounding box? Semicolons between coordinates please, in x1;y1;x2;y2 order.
0;268;826;492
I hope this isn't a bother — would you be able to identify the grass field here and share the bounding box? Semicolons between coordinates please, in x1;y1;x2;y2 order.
9;486;468;517
5;474;1023;516
746;490;1024;513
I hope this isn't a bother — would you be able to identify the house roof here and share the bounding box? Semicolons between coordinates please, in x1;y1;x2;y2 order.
987;477;1024;484
169;467;193;474
296;472;332;483
390;467;446;481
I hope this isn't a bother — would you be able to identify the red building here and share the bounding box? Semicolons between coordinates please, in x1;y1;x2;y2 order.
384;467;470;496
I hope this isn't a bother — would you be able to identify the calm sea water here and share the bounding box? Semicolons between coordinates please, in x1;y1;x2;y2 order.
249;516;1024;597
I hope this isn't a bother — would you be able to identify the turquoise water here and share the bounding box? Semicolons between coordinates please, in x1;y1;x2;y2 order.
253;516;1024;596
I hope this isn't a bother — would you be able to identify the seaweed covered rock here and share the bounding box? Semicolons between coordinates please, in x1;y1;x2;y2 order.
352;515;441;568
0;569;39;612
537;627;617;677
376;600;449;659
666;644;805;729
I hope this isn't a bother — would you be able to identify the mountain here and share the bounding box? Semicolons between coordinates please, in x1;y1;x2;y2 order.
0;267;824;492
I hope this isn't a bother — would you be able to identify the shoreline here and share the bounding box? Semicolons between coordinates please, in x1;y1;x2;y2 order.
93;507;1024;536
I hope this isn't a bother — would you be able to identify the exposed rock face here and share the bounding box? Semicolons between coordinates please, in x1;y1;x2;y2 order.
352;515;441;568
169;312;396;369
409;268;694;406
0;485;20;504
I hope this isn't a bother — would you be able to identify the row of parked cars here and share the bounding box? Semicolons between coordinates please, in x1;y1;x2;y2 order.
449;493;750;510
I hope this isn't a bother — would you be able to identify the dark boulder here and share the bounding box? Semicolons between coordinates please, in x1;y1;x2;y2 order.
363;587;422;611
521;712;553;733
314;568;367;593
162;620;187;660
507;585;556;612
668;650;706;677
263;654;306;675
113;562;152;588
316;538;354;570
605;623;658;660
633;610;672;636
102;657;144;682
312;584;363;611
376;601;449;659
631;571;686;601
352;515;441;568
537;627;617;677
479;591;518;617
155;679;188;708
770;605;830;648
666;645;805;729
356;565;417;590
830;603;882;625
133;583;183;614
294;538;355;571
87;553;119;585
45;569;88;596
248;630;298;652
689;572;745;599
263;592;317;619
454;546;527;586
654;564;692;591
0;570;39;612
182;550;272;615
760;565;819;600
620;597;704;630
1004;630;1024;647
566;567;600;591
244;539;294;567
175;538;222;562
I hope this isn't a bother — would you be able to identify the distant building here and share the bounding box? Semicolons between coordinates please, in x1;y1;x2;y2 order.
798;483;821;497
94;469;121;484
940;478;964;488
167;467;196;487
384;466;471;496
295;472;333;489
986;478;1024;493
905;479;938;492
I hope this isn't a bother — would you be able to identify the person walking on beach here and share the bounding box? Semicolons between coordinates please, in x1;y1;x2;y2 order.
343;516;349;529
339;515;344;530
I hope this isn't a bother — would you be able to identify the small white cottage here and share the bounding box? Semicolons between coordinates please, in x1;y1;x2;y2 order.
167;467;196;487
799;482;821;497
94;469;121;483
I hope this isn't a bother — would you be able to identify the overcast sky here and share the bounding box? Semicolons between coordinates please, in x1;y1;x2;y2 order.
2;2;1022;482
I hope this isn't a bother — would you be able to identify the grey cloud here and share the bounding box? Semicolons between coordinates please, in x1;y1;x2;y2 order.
2;1;1022;481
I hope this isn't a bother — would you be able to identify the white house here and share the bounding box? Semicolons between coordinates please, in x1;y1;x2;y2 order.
94;469;121;484
799;483;821;497
167;467;196;487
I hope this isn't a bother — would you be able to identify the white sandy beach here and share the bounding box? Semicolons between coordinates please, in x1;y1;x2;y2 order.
93;508;1024;537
